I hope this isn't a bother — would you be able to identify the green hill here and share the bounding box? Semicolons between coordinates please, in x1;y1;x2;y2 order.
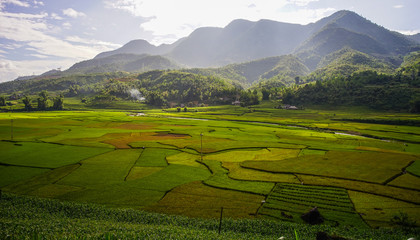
306;48;394;81
184;55;309;88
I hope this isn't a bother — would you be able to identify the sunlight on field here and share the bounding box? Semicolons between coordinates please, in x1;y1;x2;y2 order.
1;109;419;228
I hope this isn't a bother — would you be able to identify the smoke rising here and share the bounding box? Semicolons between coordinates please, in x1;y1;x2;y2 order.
128;89;145;101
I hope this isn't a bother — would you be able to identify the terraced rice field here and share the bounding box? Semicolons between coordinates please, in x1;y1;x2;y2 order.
0;107;419;228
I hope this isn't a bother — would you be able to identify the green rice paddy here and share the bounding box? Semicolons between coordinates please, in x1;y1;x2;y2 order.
1;105;419;231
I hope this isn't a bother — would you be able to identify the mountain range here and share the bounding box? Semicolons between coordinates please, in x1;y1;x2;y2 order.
95;10;419;69
3;10;420;90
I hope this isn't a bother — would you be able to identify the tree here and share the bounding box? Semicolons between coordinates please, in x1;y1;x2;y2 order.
22;96;32;111
67;85;80;97
0;96;5;106
295;76;300;85
37;91;49;110
53;94;64;110
409;96;420;113
146;91;166;106
261;88;270;101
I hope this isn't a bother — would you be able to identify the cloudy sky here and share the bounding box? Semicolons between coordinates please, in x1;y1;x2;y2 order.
0;0;419;83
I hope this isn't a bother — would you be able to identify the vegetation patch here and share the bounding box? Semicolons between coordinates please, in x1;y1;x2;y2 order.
223;162;301;183
58;149;140;187
3;193;417;240
136;148;179;167
166;152;206;169
388;173;420;190
297;175;420;204
3;164;80;195
125;167;164;181
146;181;264;219
0;141;111;168
203;160;274;195
407;160;420;177
242;151;416;183
0;165;48;188
298;148;327;156
259;183;367;228
100;132;191;149
348;190;420;228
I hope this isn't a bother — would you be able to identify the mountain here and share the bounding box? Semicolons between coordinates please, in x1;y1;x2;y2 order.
307;48;394;81
184;55;309;87
94;39;182;59
168;19;310;67
93;10;418;69
408;33;420;43
295;11;418;70
67;54;181;74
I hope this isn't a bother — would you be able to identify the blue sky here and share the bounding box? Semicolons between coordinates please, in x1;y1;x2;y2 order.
0;0;419;82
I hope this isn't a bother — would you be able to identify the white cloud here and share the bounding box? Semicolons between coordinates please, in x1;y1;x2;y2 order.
0;0;30;9
394;29;420;35
51;13;63;20
62;8;86;18
106;0;334;45
0;11;120;82
393;5;404;9
62;22;71;29
33;0;44;6
0;58;76;82
287;0;320;7
65;36;122;51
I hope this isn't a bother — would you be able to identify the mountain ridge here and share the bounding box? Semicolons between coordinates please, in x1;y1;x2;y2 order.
93;10;417;69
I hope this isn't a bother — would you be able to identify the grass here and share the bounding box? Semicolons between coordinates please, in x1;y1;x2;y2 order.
57;149;140;187
388;173;420;190
135;148;179;167
297;175;420;204
1;108;420;229
407;160;420;177
203;160;274;195
348;190;420;228
241;150;416;183
166;151;207;168
125;167;164;181
1;193;418;240
259;183;367;228
0;141;112;168
223;162;301;183
0;165;48;188
146;181;265;219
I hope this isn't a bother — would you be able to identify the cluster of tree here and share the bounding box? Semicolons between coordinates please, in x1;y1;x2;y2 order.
132;70;243;106
21;91;64;111
0;72;127;95
278;70;420;112
0;96;5;106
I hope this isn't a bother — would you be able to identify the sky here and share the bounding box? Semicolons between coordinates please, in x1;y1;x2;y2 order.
0;0;419;83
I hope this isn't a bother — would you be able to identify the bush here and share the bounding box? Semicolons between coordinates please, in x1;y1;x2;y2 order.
391;212;417;228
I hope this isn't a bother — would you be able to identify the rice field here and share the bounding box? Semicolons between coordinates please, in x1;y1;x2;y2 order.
0;106;419;230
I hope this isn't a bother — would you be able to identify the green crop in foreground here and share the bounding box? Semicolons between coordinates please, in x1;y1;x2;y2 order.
1;193;418;240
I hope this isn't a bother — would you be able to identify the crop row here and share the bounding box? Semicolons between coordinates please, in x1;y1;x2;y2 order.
1;192;418;239
265;196;355;213
260;183;365;227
